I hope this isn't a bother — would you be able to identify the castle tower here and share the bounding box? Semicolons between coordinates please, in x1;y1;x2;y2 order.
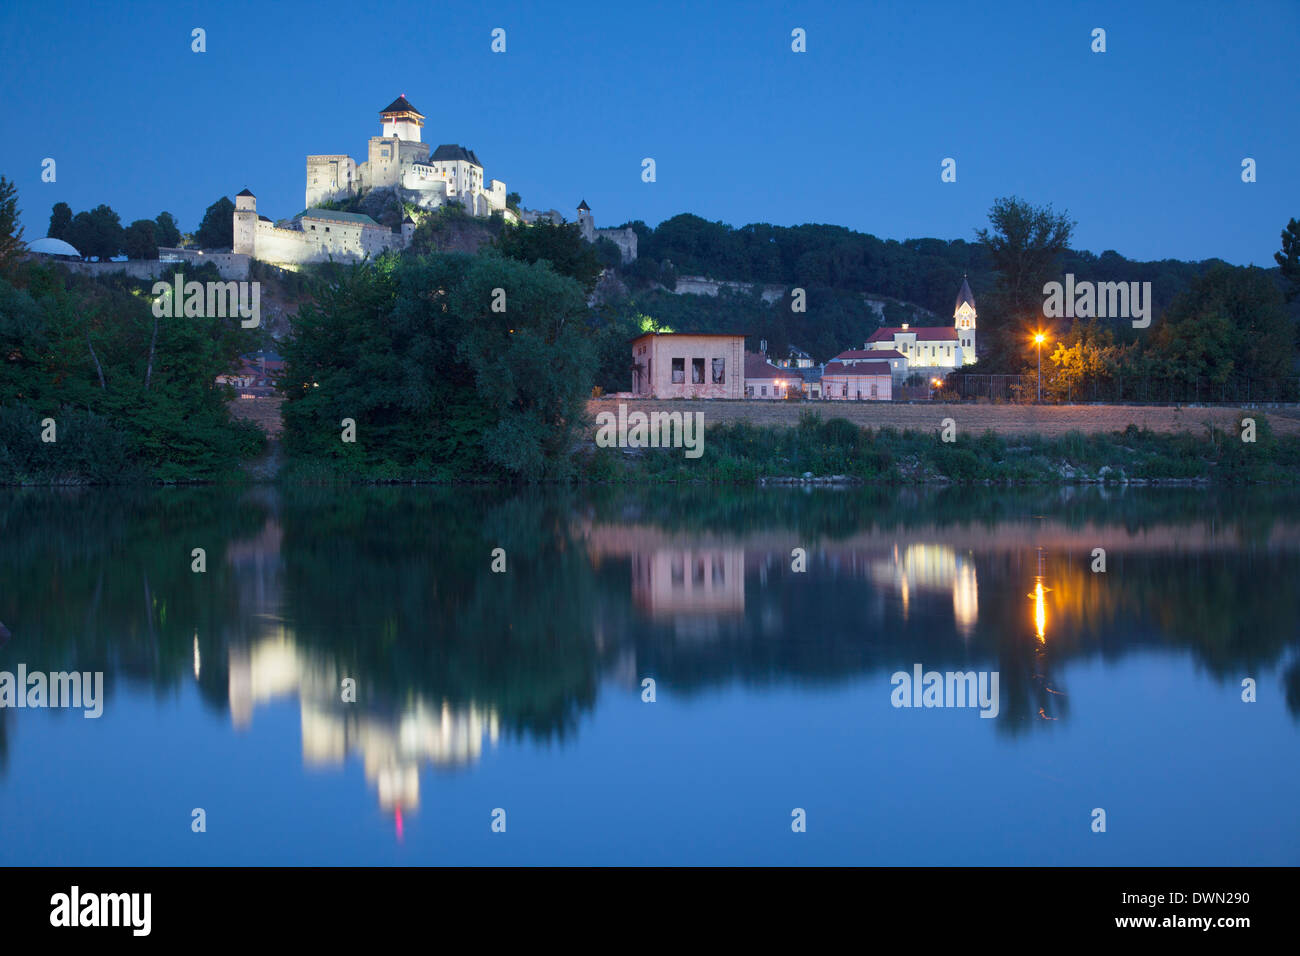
233;188;257;255
401;215;416;246
380;95;424;142
576;199;594;241
954;275;977;363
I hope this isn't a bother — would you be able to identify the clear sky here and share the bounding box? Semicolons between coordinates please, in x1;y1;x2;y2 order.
1;0;1295;266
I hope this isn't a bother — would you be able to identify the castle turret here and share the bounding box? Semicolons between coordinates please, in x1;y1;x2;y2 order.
401;215;416;246
233;188;257;255
954;275;977;363
380;95;424;142
577;199;594;241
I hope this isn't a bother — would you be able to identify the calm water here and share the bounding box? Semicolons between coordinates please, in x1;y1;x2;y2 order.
1;484;1298;866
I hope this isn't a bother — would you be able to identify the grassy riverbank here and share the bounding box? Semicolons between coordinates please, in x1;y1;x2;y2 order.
583;412;1300;486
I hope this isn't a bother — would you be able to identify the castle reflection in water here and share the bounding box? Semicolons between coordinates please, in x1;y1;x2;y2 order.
216;513;980;817
221;628;500;812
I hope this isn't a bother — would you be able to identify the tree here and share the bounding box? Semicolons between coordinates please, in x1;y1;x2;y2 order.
492;221;603;293
0;260;263;480
974;196;1076;369
1275;217;1300;303
1150;264;1292;398
48;202;72;242
0;177;24;274
124;220;159;260
154;211;181;248
65;205;125;260
506;191;521;212
195;196;235;250
280;252;594;479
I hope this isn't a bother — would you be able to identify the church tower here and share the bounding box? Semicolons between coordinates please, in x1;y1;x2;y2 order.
954;276;977;364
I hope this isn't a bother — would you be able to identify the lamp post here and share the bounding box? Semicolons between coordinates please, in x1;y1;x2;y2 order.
1033;333;1046;403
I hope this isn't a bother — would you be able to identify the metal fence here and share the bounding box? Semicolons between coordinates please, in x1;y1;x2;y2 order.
948;374;1300;405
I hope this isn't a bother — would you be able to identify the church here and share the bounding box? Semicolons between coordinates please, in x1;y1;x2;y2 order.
304;95;512;219
859;277;978;376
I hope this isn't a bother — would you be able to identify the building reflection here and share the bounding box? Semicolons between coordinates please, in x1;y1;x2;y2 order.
869;544;980;637
226;628;499;813
630;548;746;619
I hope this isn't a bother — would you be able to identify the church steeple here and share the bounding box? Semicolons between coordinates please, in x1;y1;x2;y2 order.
954;275;977;362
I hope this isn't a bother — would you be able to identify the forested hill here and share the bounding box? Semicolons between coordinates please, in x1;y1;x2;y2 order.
618;213;1242;321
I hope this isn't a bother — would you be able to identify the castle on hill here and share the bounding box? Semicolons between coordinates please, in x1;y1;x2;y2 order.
305;95;512;219
230;95;637;267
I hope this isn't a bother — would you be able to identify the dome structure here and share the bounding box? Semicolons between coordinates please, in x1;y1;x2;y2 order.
28;236;82;258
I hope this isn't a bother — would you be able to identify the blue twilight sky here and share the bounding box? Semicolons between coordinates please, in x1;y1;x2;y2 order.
0;0;1296;266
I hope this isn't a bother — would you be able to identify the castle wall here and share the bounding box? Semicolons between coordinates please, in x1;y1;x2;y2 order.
594;227;637;264
55;253;251;281
306;155;358;207
251;219;404;265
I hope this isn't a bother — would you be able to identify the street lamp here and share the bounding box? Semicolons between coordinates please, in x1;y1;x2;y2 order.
1033;333;1046;403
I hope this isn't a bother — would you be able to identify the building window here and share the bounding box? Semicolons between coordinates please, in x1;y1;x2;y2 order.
871;383;878;398
671;358;685;384
761;386;767;396
692;358;704;384
712;358;725;384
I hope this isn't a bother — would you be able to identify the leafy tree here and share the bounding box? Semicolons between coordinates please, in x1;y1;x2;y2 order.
280;252;594;479
124;220;158;260
1045;320;1128;400
65;205;124;260
975;196;1075;370
1151;264;1293;397
195;196;235;250
48;202;72;242
0;177;24;275
1275;217;1300;303
506;191;521;211
593;236;622;271
492;221;603;293
0;260;263;481
154;211;181;248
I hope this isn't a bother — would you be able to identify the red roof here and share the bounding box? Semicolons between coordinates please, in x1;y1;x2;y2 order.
744;352;786;379
823;361;892;377
867;326;958;343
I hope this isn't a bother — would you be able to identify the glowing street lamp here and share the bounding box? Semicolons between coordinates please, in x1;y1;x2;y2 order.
1033;332;1047;403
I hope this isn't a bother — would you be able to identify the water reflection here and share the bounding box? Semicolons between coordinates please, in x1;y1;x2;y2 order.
3;484;1300;822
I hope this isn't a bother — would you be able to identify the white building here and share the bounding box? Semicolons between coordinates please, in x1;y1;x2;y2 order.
744;351;796;399
862;278;977;374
